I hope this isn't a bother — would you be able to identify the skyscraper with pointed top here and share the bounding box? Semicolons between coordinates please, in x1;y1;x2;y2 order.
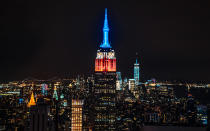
94;8;116;130
134;59;140;85
27;92;36;107
95;8;116;72
53;86;58;101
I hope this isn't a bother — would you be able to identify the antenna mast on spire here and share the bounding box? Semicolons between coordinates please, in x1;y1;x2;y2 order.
100;8;111;48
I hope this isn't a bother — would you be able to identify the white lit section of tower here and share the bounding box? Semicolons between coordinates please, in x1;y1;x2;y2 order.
134;59;140;85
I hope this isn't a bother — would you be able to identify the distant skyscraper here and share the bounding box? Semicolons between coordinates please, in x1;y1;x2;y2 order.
53;86;58;101
196;105;207;125
134;59;140;85
94;8;116;130
95;9;116;72
41;84;48;96
116;72;122;90
71;99;83;131
128;79;135;91
129;78;139;98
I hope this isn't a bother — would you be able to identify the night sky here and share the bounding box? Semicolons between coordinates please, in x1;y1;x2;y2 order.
1;0;210;82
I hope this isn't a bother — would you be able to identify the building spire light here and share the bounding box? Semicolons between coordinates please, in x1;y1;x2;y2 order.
100;8;111;48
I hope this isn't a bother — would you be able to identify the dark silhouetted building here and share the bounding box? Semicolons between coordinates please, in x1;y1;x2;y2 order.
29;98;53;131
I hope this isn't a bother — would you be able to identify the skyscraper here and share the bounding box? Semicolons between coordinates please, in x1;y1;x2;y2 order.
128;79;135;90
134;59;140;85
41;84;48;96
94;8;116;130
27;92;36;107
53;86;58;101
116;72;122;90
71;99;83;131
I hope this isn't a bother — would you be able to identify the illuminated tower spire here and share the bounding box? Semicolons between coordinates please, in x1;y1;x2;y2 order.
100;8;111;48
27;92;36;107
53;86;58;101
94;8;116;130
95;8;116;72
134;58;140;85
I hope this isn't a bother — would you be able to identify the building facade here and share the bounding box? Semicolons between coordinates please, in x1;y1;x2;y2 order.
71;99;83;131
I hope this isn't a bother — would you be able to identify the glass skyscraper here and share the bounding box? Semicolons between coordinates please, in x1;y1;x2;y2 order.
134;59;140;85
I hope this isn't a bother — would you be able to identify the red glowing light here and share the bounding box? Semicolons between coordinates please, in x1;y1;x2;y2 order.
95;58;116;72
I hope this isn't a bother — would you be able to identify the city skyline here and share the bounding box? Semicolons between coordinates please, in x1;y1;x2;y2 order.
1;1;210;82
0;4;209;131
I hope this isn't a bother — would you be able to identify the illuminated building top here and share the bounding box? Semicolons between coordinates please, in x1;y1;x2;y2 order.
95;8;116;72
100;8;111;48
27;92;36;107
53;86;58;101
134;58;139;85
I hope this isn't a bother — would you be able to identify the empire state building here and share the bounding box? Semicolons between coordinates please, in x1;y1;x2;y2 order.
94;8;116;130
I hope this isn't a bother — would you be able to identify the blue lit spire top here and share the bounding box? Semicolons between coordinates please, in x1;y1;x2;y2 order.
100;8;111;48
135;58;139;65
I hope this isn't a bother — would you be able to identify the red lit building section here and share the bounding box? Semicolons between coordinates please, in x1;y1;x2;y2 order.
95;51;116;72
95;58;116;72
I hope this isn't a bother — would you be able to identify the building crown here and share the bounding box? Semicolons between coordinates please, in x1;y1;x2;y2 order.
27;92;36;107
